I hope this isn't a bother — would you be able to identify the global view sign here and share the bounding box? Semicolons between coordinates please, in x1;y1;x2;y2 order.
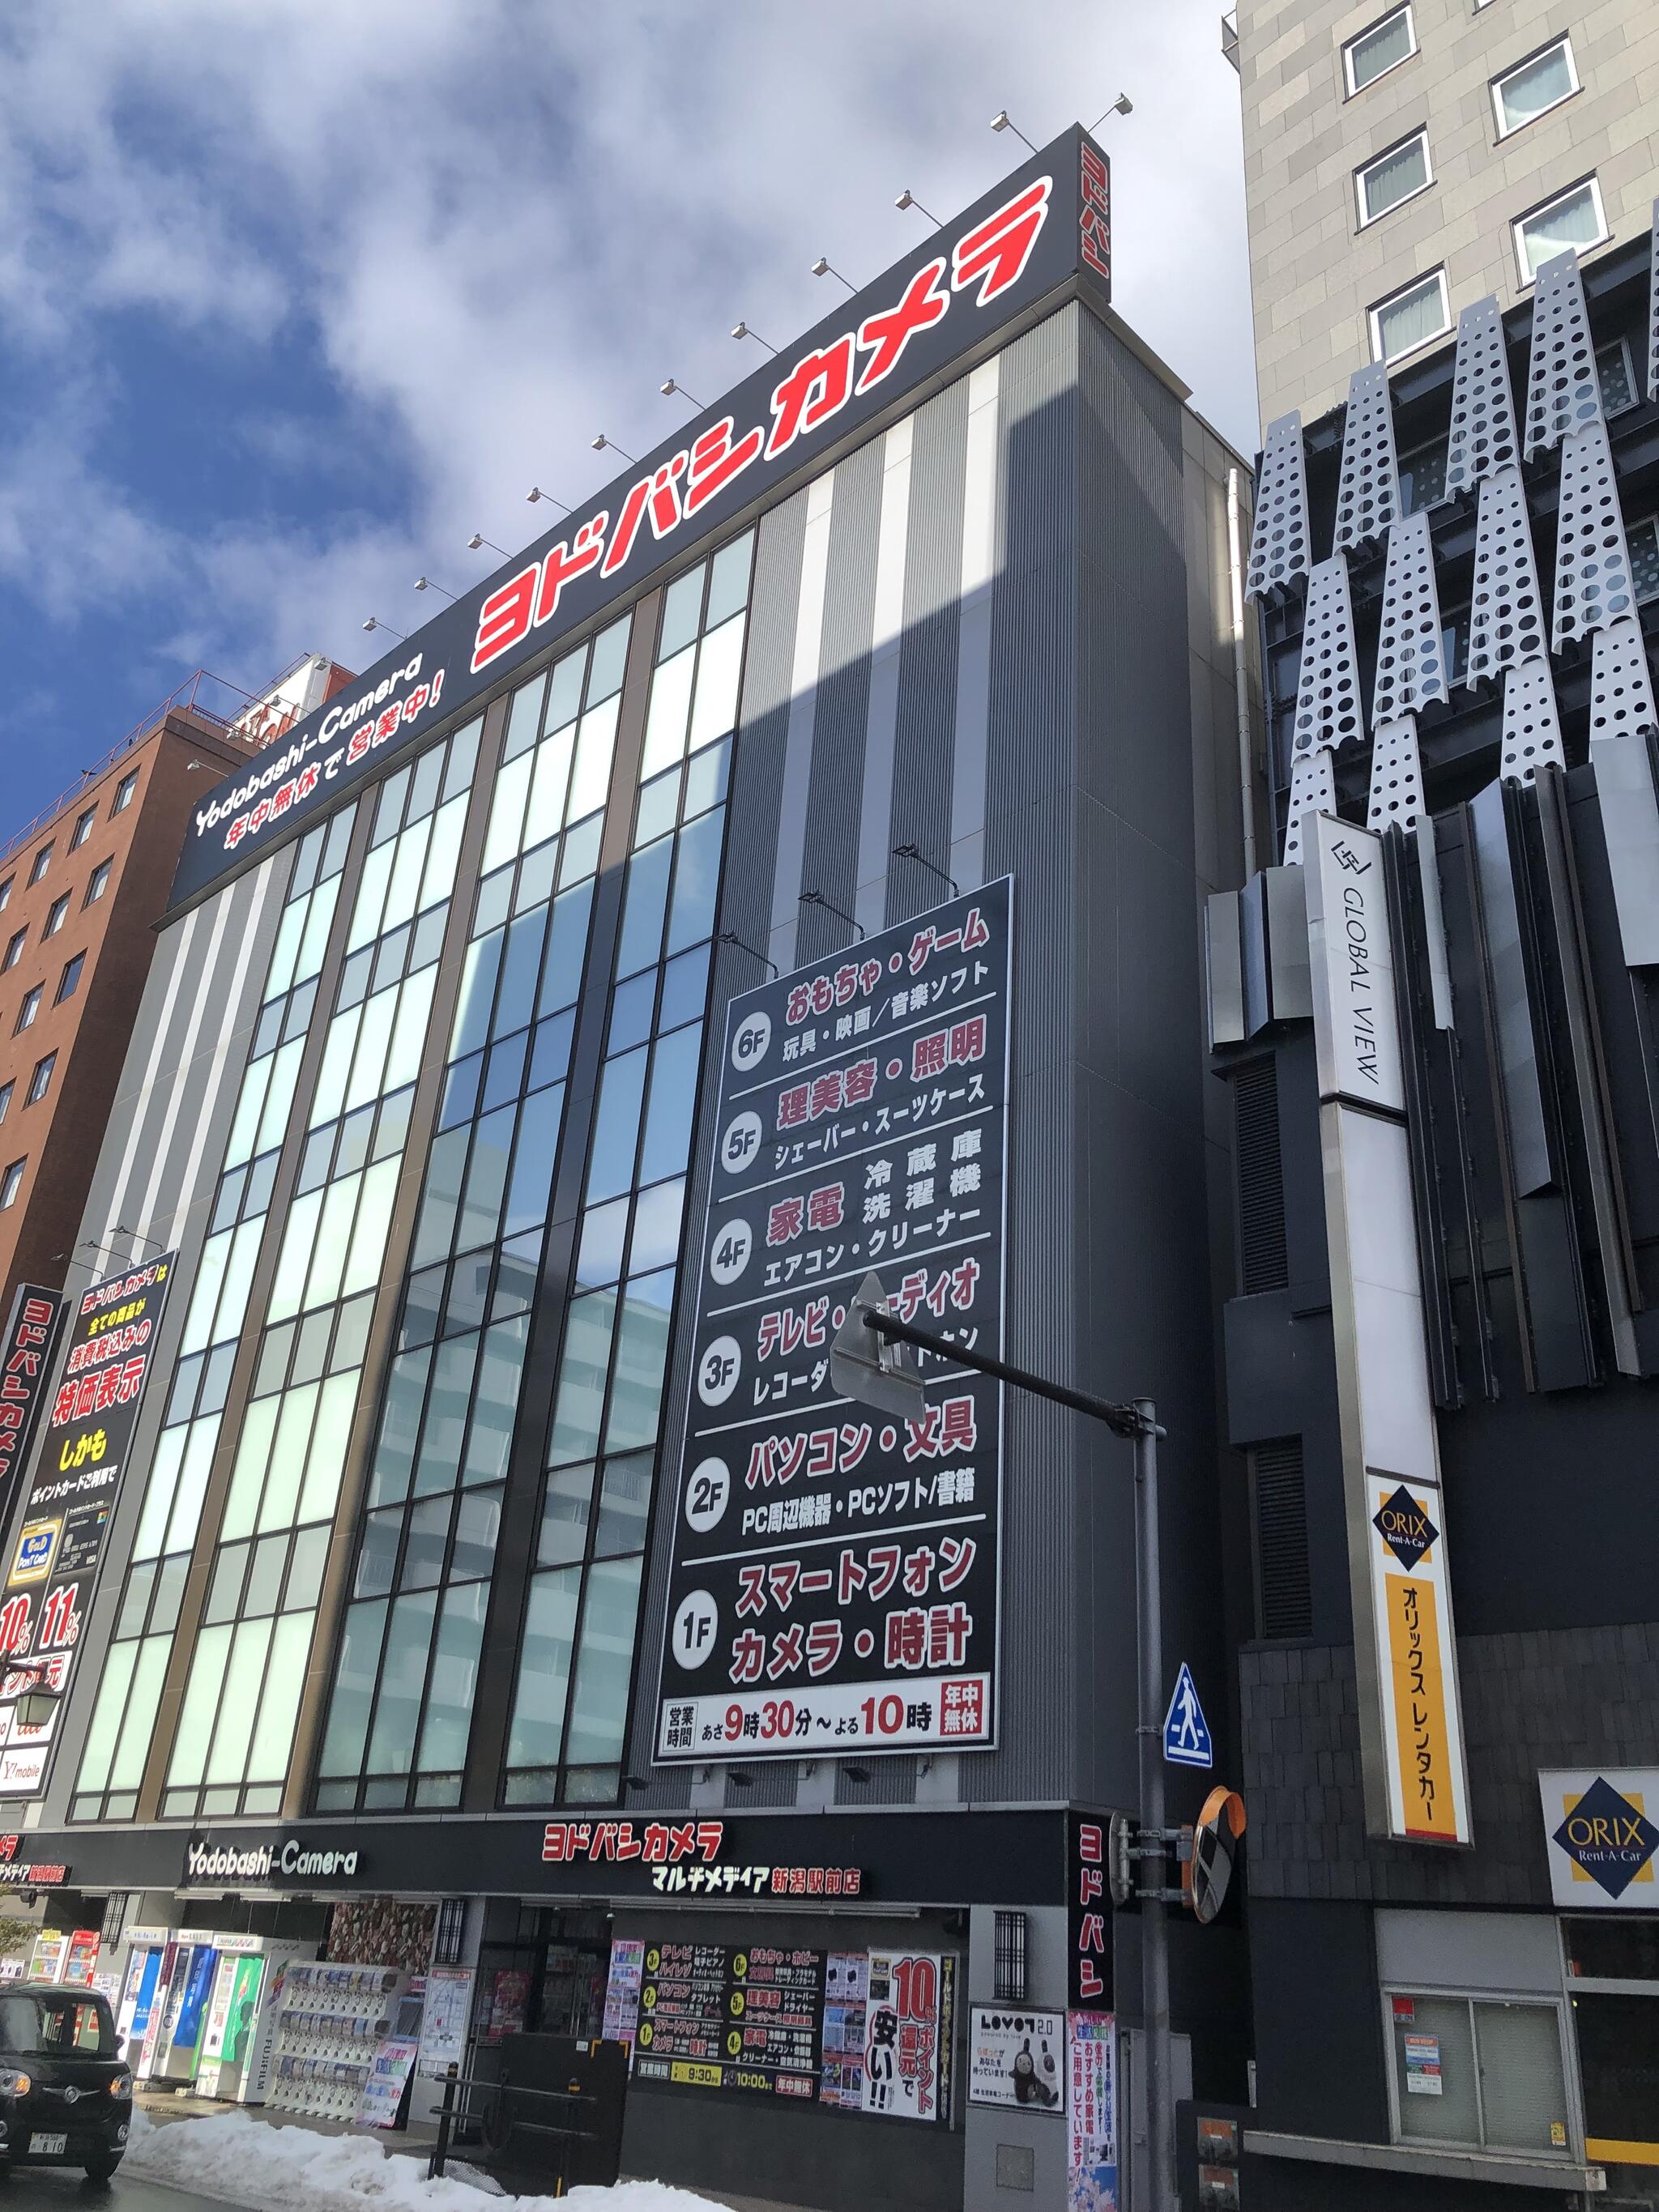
1541;1769;1659;1907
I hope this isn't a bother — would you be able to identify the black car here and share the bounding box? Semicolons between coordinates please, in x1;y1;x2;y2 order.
0;1984;131;2180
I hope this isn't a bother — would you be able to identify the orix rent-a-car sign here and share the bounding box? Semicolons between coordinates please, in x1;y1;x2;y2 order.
655;882;1013;1762
168;130;1112;910
0;1255;176;1795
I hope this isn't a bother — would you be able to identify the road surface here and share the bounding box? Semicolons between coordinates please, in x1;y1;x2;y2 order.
0;2169;228;2212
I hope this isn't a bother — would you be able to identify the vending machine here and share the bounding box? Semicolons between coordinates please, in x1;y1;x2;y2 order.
196;1937;313;2104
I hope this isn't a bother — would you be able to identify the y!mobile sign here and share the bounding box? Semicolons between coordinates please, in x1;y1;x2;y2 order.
655;881;1012;1763
170;132;1112;909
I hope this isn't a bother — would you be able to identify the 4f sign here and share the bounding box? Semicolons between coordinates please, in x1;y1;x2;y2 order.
1163;1663;1213;1770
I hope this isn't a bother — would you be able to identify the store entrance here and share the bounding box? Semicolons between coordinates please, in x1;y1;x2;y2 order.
1565;1918;1659;2171
476;1906;611;2046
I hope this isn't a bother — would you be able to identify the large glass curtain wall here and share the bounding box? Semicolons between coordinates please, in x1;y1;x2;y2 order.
313;620;630;1812
503;532;751;1805
70;813;357;1822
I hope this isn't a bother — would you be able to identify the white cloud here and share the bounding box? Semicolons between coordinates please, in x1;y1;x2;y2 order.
0;0;1257;704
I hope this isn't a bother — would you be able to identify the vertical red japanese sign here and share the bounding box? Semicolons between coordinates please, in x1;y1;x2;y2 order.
1068;1812;1113;2010
0;1285;63;1524
655;880;1013;1762
0;1253;176;1794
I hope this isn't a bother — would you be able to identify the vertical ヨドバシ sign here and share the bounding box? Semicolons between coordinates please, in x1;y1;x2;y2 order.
1067;1813;1113;2009
0;1254;176;1795
655;880;1013;1762
0;1286;63;1524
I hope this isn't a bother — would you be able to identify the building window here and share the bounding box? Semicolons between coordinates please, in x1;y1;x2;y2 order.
1630;518;1659;604
1369;267;1450;365
1356;130;1433;228
69;807;96;853
1385;1992;1571;2155
25;1054;56;1107
1345;5;1416;94
2;929;23;974
1514;176;1607;283
15;987;41;1035
28;845;51;887
84;859;112;907
1399;436;1449;514
1491;37;1579;138
0;880;11;912
55;953;85;1005
0;1082;12;1124
42;893;69;940
111;769;139;816
0;1161;23;1210
1597;339;1639;416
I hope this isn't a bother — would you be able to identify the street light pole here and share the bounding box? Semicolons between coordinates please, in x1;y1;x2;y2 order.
836;1284;1175;2211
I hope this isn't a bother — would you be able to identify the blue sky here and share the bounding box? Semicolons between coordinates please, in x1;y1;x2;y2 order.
0;0;1256;832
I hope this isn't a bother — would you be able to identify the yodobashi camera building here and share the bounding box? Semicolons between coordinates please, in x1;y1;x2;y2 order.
0;130;1256;2212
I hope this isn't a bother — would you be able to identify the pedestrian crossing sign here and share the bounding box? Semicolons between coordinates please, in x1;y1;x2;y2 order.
1163;1662;1213;1769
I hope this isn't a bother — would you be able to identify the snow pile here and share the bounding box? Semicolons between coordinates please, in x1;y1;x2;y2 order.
125;2105;737;2212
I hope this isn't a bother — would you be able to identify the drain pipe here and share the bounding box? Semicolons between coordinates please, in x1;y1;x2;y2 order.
1226;466;1259;881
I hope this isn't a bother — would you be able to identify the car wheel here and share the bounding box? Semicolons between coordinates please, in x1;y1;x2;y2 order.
83;2153;122;2183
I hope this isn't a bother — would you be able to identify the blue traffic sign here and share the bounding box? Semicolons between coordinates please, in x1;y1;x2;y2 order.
1163;1662;1213;1769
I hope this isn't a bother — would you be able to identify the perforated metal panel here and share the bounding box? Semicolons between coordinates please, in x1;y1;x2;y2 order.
1372;509;1448;727
1246;411;1311;600
1282;743;1336;868
1333;363;1401;555
1589;618;1659;742
1553;420;1639;652
1524;250;1603;460
1292;556;1365;757
1445;297;1520;497
1649;197;1659;403
1499;658;1566;786
1465;467;1546;688
1367;714;1424;833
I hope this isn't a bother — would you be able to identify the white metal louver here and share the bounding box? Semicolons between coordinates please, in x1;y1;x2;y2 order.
1246;412;1311;601
1524;250;1603;460
1444;297;1520;498
1372;509;1448;726
1465;468;1546;688
1333;363;1401;556
1553;420;1639;652
1291;556;1366;757
1648;195;1659;403
1367;715;1425;834
1282;741;1337;867
1589;619;1659;743
1499;659;1566;786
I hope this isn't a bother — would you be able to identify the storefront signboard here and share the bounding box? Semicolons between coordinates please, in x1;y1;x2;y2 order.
0;1287;62;1520
0;1254;176;1796
656;881;1013;1762
1540;1767;1659;1907
1402;2032;1442;2095
1067;1813;1111;2010
969;2007;1065;2110
1067;2011;1117;2212
820;1952;867;2109
600;1943;643;2050
635;1941;821;2098
862;1950;945;2121
417;1965;476;2079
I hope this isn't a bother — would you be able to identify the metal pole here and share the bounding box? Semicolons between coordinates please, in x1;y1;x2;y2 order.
430;2063;457;2180
1134;1400;1173;2212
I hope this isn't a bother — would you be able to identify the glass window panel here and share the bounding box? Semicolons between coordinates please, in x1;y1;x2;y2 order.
344;1156;400;1299
538;884;594;1016
616;839;671;979
245;1613;313;1783
529;1018;573;1097
348;843;394;954
372;921;412;995
333;1290;375;1371
639;1025;702;1186
505;1568;581;1770
475;870;513;942
493;1229;543;1319
411;901;448;975
539;1462;595;1565
604;1269;674;1451
295;1123;334;1198
255;1323;295;1398
682;738;730;821
374;765;412;844
148;1551;191;1638
629;1177;685;1276
504;1084;564;1239
595;1450;655;1556
443;1250;493;1339
659;567;706;661
688;615;745;752
318;1599;388;1775
179;1229;232;1357
559;812;603;886
569;696;619;821
281;976;318;1042
75;1641;138;1794
633;769;679;851
167;1624;233;1787
412;1333;481;1498
666;810;723;954
211;1165;248;1235
244;1532;287;1617
133;1428;187;1560
1391;1997;1478;2144
412;1127;470;1268
401;1495;450;1589
255;1036;305;1155
224;1055;273;1171
252;996;287;1062
586;1051;647;1204
357;1508;403;1599
383;965;436;1096
245;1150;280;1217
525;725;577;848
1375;274;1448;364
416;1582;488;1774
300;1371;358;1522
453;930;505;1060
494;908;547;1036
451;1485;502;1580
205;1542;249;1626
1495;43;1573;132
213;1217;264;1349
462;1318;528;1486
459;1105;516;1250
504;671;548;761
445;717;481;800
481;751;533;876
440;1052;483;1132
165;1417;221;1555
116;1560;156;1640
407;739;445;824
706;532;753;627
547;648;586;731
263;900;306;999
296;884;338;983
1359;133;1428;222
365;1591;439;1776
641;645;696;778
608;971;655;1054
109;1639;170;1793
564;1556;644;1767
515;840;558;918
222;1400;277;1542
577;1198;630;1289
1346;6;1413;90
292;1308;333;1387
305;1174;360;1311
1518;183;1604;279
285;1524;329;1612
375;1083;415;1161
548;1290;617;1464
588;616;629;703
260;1383;320;1532
659;944;710;1034
371;1345;433;1507
344;987;398;1114
166;1352;205;1426
310;1006;363;1129
205;1617;275;1783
